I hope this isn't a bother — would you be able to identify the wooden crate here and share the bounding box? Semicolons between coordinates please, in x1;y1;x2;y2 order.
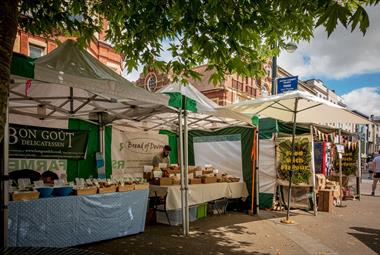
117;185;134;192
318;189;333;212
134;183;149;190
11;191;40;201
74;187;98;196
98;186;117;194
201;176;217;184
189;178;202;185
159;177;174;186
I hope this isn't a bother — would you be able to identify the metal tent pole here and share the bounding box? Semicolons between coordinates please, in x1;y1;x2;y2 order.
357;140;361;201
285;98;298;223
337;129;345;207
309;125;317;216
255;128;260;215
178;109;186;235
183;108;189;236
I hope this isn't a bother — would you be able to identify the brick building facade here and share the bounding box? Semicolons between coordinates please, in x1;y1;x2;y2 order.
136;64;273;106
13;20;124;74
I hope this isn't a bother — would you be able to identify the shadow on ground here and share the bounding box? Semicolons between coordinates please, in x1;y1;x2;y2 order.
348;227;380;254
80;213;273;255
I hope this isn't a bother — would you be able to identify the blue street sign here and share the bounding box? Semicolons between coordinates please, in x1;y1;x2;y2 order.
277;76;298;94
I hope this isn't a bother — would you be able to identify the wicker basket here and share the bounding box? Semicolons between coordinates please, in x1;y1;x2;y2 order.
98;185;117;194
11;191;40;201
74;187;98;196
117;185;134;192
134;183;149;190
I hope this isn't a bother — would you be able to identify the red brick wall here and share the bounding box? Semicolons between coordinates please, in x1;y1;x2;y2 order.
14;28;123;74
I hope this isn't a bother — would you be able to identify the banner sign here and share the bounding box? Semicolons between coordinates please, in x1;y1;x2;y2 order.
9;124;88;159
276;135;312;184
277;76;298;94
334;142;359;176
111;129;168;177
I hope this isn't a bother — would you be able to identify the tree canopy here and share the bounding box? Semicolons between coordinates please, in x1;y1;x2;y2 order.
18;0;379;83
0;0;379;143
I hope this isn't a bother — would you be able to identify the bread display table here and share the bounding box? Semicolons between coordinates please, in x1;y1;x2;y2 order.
8;189;148;247
149;182;248;210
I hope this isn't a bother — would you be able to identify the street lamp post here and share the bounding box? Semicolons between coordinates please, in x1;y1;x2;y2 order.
271;43;298;95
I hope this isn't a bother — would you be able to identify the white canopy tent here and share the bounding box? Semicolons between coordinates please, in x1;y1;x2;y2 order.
9;39;170;124
113;81;252;131
7;45;254;238
227;90;370;125
227;90;370;221
118;81;254;235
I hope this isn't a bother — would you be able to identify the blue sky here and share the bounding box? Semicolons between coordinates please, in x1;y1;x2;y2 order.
123;5;380;116
313;73;380;95
278;5;380;115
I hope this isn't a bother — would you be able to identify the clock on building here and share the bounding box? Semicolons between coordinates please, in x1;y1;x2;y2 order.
145;73;157;92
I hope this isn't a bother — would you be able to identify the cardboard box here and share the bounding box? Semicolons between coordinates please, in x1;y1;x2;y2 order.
315;174;326;191
74;187;98;195
134;183;150;190
189;178;202;185
201;176;217;184
98;186;117;194
318;189;333;212
117;185;134;192
11;191;40;201
160;177;174;186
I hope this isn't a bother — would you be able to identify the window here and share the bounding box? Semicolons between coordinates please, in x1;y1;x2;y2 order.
211;98;219;104
145;74;157;92
29;44;45;58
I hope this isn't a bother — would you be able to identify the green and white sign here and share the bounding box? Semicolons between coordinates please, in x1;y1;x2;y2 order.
9;124;89;159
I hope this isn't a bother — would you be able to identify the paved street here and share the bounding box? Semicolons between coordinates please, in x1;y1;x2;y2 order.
80;181;379;255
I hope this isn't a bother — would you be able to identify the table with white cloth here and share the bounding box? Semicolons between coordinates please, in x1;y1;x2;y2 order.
149;182;249;210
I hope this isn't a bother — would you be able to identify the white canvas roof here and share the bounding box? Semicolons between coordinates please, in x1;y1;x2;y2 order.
9;40;170;123
227;90;370;125
113;81;253;131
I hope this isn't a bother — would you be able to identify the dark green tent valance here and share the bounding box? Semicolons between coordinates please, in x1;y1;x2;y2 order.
165;92;197;112
11;52;35;79
259;118;310;139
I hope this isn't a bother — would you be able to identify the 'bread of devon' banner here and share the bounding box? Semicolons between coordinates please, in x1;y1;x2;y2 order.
9;124;88;159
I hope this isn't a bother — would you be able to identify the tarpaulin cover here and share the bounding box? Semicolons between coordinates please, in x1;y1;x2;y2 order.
259;118;310;139
259;139;276;208
188;127;254;202
8;190;148;247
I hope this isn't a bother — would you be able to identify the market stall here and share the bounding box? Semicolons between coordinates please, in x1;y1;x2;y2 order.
5;39;172;247
228;90;370;221
113;82;255;234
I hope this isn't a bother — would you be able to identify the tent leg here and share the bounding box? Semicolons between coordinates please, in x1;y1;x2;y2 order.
255;128;260;215
337;129;346;207
309;125;317;216
178;110;186;235
1;97;9;248
183;109;189;236
285;98;298;222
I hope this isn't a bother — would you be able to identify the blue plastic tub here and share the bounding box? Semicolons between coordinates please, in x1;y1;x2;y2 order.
52;186;73;196
36;187;54;198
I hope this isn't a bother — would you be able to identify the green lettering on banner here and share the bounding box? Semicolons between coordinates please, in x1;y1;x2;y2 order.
9;124;88;159
9;159;67;172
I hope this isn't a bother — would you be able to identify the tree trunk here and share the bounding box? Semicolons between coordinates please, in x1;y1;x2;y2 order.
0;0;19;144
0;0;18;248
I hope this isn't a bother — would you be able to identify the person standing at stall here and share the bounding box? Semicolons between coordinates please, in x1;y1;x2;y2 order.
152;145;171;167
371;150;380;196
